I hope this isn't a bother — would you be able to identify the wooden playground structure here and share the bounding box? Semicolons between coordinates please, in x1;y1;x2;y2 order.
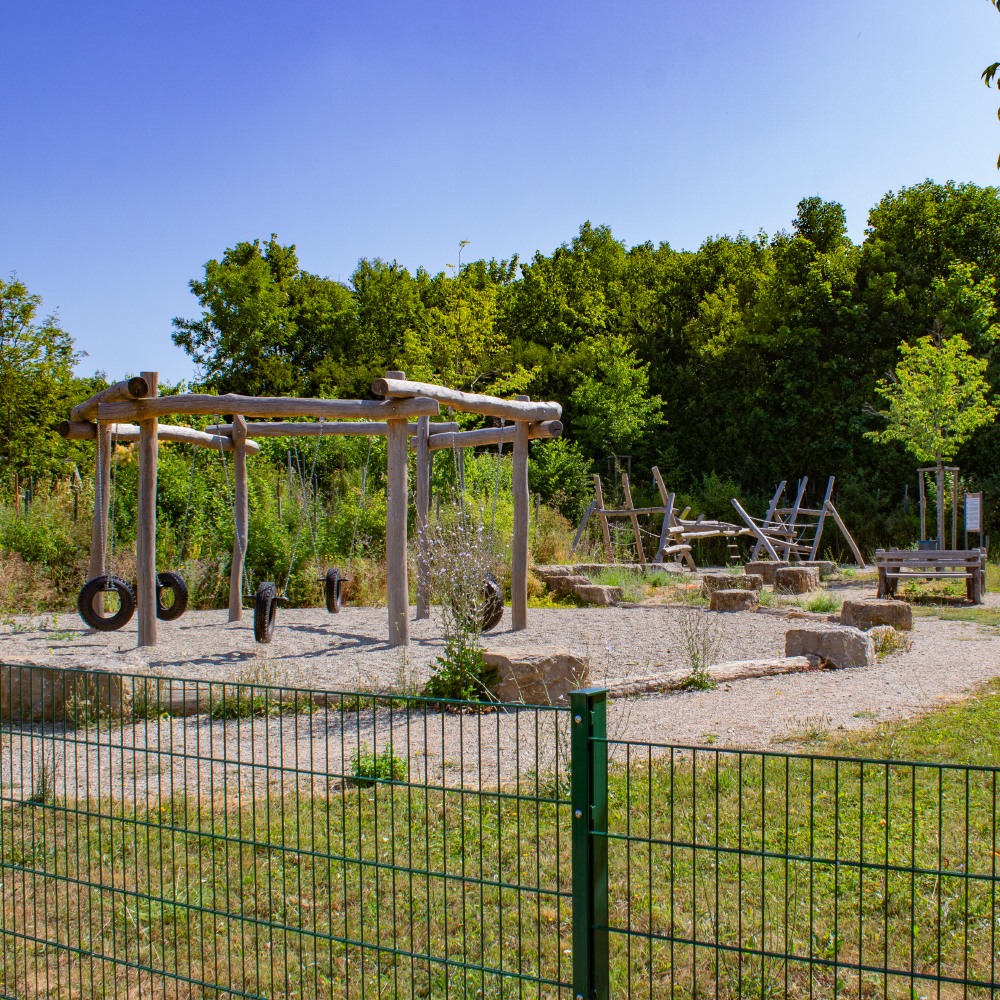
62;371;563;648
574;472;864;567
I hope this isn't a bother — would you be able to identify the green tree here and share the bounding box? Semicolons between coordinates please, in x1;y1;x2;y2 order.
0;275;86;482
866;324;997;546
569;333;664;457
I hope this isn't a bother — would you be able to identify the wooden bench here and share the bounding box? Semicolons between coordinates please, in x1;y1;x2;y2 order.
875;548;987;604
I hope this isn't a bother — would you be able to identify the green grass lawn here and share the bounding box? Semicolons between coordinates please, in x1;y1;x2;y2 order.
5;683;1000;998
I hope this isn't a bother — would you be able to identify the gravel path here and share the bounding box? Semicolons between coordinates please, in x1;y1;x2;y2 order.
2;593;999;799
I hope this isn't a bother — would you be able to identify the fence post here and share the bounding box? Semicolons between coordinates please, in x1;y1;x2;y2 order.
571;687;609;1000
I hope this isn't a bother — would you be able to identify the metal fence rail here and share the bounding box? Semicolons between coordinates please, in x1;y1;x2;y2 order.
3;671;999;1000
0;667;573;999
571;687;1000;1000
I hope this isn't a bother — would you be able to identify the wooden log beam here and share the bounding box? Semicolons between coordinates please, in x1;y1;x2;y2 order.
58;421;260;454
593;474;613;561
752;480;785;560
415;415;431;620
732;498;780;561
653;490;675;563
414;420;563;452
809;476;835;561
652;465;696;572
825;501;866;568
621;472;645;569
385;373;410;647
71;376;149;421
511;401;530;630
136;372;158;647
371;377;561;422
97;393;440;423
229;416;249;622
206;420;459;438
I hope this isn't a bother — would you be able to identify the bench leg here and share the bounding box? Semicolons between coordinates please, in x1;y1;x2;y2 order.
974;570;983;605
877;567;887;598
967;575;974;602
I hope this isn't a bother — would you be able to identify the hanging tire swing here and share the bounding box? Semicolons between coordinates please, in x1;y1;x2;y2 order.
448;418;507;633
78;575;136;631
325;567;345;613
78;424;190;632
254;581;279;643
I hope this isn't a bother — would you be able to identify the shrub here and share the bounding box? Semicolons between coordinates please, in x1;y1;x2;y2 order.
350;745;408;787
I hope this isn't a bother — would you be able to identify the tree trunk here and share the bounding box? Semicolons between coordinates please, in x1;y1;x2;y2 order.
936;456;945;551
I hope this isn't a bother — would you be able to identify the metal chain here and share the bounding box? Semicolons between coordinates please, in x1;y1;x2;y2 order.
177;444;198;560
216;416;252;597
487;418;505;556
347;436;373;567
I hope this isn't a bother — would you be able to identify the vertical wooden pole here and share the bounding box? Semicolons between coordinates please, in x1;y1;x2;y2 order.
621;472;645;568
593;474;613;562
782;477;808;561
229;414;248;622
919;472;926;541
415;414;430;620
752;481;786;560
951;469;958;551
86;423;113;615
511;398;530;631
384;370;409;646
808;477;835;560
651;467;695;571
136;371;158;647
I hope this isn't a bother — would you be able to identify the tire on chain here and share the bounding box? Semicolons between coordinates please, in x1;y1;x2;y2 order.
78;575;136;632
453;571;505;633
254;581;278;643
156;571;189;621
325;568;344;614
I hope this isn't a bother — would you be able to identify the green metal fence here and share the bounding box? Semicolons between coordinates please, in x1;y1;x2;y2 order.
2;671;999;999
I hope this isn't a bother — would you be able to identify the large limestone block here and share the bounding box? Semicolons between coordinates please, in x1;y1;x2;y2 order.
548;574;592;595
799;560;838;579
533;565;573;578
840;598;912;632
701;573;763;598
709;589;760;612
574;584;623;607
483;646;589;705
785;627;874;669
773;566;820;594
1;660;127;722
745;560;790;585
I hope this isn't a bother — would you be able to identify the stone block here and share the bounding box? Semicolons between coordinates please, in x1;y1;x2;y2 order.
784;627;874;669
840;598;912;631
0;661;127;723
798;560;838;579
709;589;760;612
574;584;623;606
701;573;763;598
773;566;820;594
745;560;790;585
533;565;573;578
483;646;589;705
548;574;592;595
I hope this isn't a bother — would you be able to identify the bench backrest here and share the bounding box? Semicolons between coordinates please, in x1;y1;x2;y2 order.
875;548;985;570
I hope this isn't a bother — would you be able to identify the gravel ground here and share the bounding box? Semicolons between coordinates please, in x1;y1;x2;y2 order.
2;587;999;799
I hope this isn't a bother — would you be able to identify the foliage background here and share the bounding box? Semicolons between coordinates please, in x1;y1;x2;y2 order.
4;178;1000;609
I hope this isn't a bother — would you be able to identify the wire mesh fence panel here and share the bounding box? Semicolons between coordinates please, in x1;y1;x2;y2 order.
599;739;1000;1000
0;666;574;999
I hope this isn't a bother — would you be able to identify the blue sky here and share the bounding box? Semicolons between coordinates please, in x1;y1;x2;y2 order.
3;0;999;383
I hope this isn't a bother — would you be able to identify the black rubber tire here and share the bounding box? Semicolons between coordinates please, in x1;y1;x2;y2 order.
453;571;505;633
480;572;505;632
325;568;343;614
78;576;136;632
254;581;278;643
156;571;188;621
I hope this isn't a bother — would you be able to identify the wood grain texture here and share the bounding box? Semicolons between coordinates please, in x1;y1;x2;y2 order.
415;415;430;620
71;376;149;421
385;418;410;646
98;394;439;422
59;421;259;453
652;466;696;572
511;408;530;631
229;415;248;622
621;472;645;569
136;372;158;647
371;378;561;422
592;474;613;562
205;420;458;438
414;420;563;452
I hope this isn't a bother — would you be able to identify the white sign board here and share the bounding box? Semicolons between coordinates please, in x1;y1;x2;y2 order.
966;493;982;532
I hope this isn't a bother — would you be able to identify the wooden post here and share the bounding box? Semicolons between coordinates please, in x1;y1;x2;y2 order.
228;414;248;622
951;468;958;551
136;371;158;647
808;476;835;560
751;481;785;560
593;474;613;561
918;471;927;541
782;477;808;561
621;472;645;568
385;372;409;646
415;414;430;620
825;501;865;567
651;467;695;571
86;423;113;615
511;398;530;631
